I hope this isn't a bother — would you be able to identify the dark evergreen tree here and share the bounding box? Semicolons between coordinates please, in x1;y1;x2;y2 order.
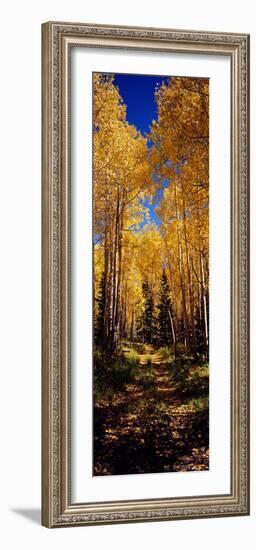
194;291;209;358
194;304;204;354
157;270;173;345
95;272;105;345
142;280;155;343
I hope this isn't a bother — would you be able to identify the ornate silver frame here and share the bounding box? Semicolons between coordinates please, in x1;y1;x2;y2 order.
42;21;250;527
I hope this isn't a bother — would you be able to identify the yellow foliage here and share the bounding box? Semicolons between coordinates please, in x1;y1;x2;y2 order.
93;74;209;354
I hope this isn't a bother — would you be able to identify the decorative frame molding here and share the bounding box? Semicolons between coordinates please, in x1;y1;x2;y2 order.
42;21;250;527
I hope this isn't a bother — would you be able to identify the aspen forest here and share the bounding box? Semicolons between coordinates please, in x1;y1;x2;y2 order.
93;73;209;475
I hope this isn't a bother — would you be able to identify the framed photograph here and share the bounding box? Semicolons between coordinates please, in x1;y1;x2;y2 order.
42;21;250;527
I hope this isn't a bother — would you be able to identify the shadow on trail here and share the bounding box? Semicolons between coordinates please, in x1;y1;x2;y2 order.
94;405;209;475
93;346;209;476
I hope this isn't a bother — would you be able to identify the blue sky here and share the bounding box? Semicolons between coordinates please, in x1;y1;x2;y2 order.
114;73;169;136
113;73;170;227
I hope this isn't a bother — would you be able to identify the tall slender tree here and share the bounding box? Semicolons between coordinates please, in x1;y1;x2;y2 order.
158;270;173;346
142;280;155;344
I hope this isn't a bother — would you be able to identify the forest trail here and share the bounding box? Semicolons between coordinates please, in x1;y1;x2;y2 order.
128;344;165;365
94;344;209;476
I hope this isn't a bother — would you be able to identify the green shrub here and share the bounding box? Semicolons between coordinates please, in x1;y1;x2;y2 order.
168;355;209;398
93;348;138;400
126;348;140;363
177;396;209;412
158;346;172;360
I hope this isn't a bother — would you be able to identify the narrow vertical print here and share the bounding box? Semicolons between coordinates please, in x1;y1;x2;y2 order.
92;73;209;476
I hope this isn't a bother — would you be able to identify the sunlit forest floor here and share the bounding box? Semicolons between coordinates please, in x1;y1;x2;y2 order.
93;342;209;476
